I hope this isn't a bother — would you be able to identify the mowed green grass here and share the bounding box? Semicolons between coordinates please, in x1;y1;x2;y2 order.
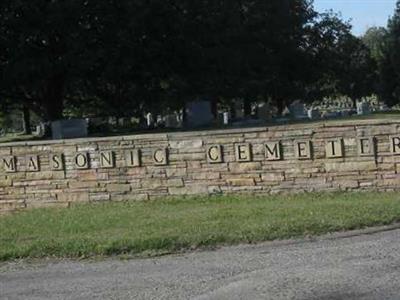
1;192;400;261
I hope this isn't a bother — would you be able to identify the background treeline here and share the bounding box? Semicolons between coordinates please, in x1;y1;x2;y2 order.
1;0;400;128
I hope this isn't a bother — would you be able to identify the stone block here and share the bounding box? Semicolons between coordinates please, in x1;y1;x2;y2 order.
234;143;252;162
261;173;285;182
69;181;98;189
206;145;223;163
49;153;65;171
25;155;40;172
229;162;261;172
57;192;89;203
208;186;222;194
169;140;203;149
166;167;187;177
111;193;149;202
295;140;312;160
153;148;168;166
0;178;12;187
99;151;115;168
191;172;221;180
74;152;90;169
325;139;344;158
174;153;205;161
325;161;377;173
227;178;256;186
90;193;111;202
358;137;376;157
141;179;164;189
265;142;282;161
125;149;141;167
167;179;184;187
169;185;208;195
335;180;359;189
106;183;131;193
26;171;54;180
2;156;17;173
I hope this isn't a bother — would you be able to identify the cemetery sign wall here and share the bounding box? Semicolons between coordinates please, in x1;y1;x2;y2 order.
1;119;400;212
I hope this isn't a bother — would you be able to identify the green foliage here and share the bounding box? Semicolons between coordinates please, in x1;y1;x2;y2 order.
1;192;400;260
0;0;392;121
362;26;388;63
379;1;400;106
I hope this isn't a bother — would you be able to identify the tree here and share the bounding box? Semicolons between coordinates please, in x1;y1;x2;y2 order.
380;1;400;106
303;12;376;106
337;35;377;106
167;0;318;116
0;0;376;124
362;27;388;63
0;0;100;121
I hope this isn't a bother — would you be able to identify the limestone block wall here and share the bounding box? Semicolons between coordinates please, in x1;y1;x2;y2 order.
2;119;400;212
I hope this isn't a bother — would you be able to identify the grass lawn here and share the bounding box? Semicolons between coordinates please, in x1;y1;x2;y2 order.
1;192;400;261
0;134;36;144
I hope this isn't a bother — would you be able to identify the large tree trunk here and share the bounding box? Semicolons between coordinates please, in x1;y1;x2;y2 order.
229;101;236;119
210;97;218;119
352;97;357;109
243;98;252;117
22;104;32;135
277;98;285;117
43;75;65;121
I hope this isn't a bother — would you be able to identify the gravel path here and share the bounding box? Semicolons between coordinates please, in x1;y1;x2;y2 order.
2;227;400;300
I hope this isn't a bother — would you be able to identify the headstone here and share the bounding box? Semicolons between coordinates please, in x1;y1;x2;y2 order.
90;117;104;127
340;110;351;117
130;117;140;125
357;101;371;115
165;113;180;128
289;101;307;120
234;100;244;119
9;110;24;133
257;102;272;121
108;117;117;126
379;103;390;112
223;112;229;125
146;113;154;127
307;108;320;120
117;118;126;127
185;101;214;127
282;107;291;117
34;125;43;136
51;119;88;140
35;122;51;137
156;115;164;127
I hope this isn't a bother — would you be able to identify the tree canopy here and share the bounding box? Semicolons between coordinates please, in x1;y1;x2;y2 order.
0;0;391;123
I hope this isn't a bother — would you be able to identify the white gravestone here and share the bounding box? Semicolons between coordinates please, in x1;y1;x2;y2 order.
223;112;229;125
357;101;371;115
146;113;154;127
307;108;320;120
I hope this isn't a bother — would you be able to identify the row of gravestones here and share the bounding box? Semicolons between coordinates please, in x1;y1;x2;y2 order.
38;99;392;140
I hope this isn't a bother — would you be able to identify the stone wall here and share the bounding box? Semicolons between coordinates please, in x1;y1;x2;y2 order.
2;119;400;213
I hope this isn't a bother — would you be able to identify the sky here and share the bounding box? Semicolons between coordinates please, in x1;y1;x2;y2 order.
313;0;397;36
